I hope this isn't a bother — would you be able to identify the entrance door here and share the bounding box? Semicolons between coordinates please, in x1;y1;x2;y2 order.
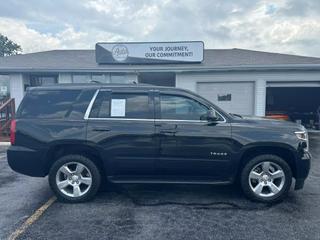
154;91;233;181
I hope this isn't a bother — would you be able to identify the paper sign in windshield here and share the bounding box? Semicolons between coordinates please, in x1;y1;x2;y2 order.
111;99;126;117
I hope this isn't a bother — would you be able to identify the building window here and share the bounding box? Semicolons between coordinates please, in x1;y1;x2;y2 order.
0;75;10;102
138;72;175;87
111;74;127;84
92;74;109;83
23;75;58;91
110;73;136;84
72;74;91;83
29;75;58;87
71;73;135;84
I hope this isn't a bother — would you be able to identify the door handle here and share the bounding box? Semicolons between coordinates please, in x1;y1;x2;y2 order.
160;129;177;134
92;127;111;132
157;123;178;135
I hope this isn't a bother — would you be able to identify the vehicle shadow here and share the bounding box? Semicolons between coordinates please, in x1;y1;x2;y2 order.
96;182;276;211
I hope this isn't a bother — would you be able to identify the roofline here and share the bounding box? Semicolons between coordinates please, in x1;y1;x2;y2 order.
3;48;320;59
2;63;320;74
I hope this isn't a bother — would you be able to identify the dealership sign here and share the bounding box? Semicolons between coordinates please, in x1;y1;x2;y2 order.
95;41;204;64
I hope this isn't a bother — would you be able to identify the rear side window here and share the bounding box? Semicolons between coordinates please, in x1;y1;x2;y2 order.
18;90;81;119
89;91;152;119
68;89;96;119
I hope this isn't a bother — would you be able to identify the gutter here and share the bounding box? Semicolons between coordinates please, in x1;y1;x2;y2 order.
1;64;320;74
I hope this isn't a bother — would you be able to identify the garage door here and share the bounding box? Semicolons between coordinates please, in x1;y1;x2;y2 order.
197;82;254;115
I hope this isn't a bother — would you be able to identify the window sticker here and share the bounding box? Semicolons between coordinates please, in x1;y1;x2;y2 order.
111;99;126;117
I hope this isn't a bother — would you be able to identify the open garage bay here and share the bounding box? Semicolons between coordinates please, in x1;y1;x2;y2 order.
266;87;320;129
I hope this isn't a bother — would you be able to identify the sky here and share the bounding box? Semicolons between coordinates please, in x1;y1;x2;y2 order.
0;0;320;57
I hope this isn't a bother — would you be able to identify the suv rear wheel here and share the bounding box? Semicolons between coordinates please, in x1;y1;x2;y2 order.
240;154;292;203
49;155;101;203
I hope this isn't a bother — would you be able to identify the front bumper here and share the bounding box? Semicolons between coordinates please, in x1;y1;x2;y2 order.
294;151;311;190
7;145;47;177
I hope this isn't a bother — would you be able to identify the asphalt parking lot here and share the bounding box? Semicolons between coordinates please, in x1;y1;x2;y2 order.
0;133;319;240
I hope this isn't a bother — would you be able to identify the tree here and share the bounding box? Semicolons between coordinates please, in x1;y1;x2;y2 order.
0;34;22;57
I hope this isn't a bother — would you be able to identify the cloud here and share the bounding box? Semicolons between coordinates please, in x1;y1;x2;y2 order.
0;17;61;53
0;16;126;52
0;0;320;57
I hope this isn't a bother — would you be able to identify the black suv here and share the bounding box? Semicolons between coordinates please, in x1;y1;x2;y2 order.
7;84;311;203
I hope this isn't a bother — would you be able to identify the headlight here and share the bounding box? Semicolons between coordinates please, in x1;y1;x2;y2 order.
295;130;309;152
295;131;307;141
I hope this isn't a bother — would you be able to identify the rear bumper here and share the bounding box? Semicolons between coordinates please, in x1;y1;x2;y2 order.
7;145;47;177
294;151;311;190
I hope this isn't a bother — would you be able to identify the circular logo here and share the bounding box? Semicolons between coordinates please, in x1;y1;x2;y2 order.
112;44;129;62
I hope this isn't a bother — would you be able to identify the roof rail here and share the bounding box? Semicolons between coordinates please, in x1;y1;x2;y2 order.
89;80;153;86
90;80;102;84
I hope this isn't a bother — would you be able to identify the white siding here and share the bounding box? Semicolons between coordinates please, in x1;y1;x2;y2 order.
254;79;266;116
9;74;25;109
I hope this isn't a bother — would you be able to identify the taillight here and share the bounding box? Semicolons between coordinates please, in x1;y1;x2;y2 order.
10;119;16;145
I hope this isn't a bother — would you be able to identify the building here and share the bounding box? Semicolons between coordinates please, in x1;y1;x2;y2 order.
0;43;320;128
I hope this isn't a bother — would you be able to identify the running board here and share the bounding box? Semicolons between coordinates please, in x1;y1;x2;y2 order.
108;177;232;185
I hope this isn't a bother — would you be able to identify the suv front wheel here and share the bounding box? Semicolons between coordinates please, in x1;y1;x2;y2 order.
240;154;292;203
49;155;101;203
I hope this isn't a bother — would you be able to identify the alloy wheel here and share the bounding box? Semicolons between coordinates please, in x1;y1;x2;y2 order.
248;161;285;198
55;162;93;198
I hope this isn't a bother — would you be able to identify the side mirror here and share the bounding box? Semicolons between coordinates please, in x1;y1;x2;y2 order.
206;109;219;122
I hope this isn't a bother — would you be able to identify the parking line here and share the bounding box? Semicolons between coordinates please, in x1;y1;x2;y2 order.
8;196;56;240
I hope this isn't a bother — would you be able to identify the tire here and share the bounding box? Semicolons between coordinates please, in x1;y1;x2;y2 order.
49;154;101;203
240;154;292;203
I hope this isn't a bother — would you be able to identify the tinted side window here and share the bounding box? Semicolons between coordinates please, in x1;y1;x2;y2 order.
89;91;110;118
89;91;152;119
160;94;208;120
68;89;96;119
18;90;81;119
